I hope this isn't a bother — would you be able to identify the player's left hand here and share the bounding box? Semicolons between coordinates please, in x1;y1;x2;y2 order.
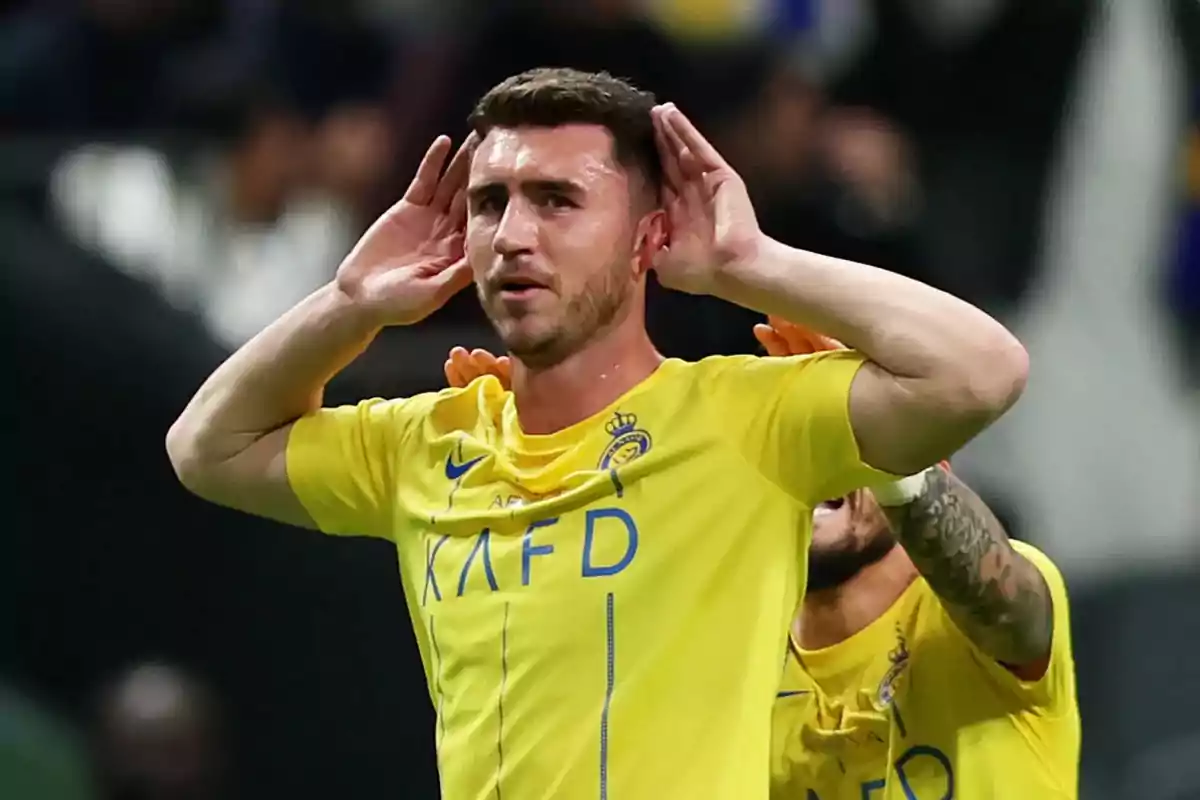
651;103;762;296
752;316;844;357
444;346;512;390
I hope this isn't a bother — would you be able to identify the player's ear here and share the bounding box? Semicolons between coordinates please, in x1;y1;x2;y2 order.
633;208;668;278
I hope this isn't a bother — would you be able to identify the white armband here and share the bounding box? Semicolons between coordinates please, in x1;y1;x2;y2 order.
870;467;936;507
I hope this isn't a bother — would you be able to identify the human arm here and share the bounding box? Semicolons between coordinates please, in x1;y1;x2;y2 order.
652;105;1028;477
882;468;1053;676
165;136;474;528
166;286;386;527
757;318;1053;675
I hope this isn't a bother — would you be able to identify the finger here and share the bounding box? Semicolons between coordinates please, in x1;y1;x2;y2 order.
756;320;816;357
433;132;479;212
661;120;714;203
765;315;842;354
450;343;476;381
446;187;468;230
470;348;501;377
752;324;791;358
815;334;845;351
680;175;707;216
404;136;453;206
432;190;468;240
662;104;731;172
662;185;681;219
496;355;512;383
430;259;473;309
445;358;468;388
653;108;686;192
765;315;813;343
470;347;498;363
771;320;819;355
659;115;700;179
660;185;679;239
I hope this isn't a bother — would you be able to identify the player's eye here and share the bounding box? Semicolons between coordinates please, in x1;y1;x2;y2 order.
473;194;506;215
541;193;577;210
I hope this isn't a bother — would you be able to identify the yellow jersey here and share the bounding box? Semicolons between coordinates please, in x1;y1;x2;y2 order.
771;542;1079;799
286;351;893;800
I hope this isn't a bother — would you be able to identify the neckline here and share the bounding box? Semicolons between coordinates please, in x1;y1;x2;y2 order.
792;577;924;679
500;358;682;454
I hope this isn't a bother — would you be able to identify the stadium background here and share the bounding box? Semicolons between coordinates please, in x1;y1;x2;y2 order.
3;1;1198;798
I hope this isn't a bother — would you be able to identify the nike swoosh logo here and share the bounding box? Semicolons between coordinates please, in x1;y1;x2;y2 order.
445;454;485;481
775;690;811;699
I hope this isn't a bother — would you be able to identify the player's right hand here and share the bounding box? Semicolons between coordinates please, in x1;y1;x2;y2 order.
444;346;512;390
336;134;477;327
752;316;844;357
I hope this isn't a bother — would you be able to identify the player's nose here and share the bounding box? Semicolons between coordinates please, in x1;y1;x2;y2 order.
493;199;537;258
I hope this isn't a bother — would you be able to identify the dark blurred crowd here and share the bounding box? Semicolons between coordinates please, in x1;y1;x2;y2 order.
4;1;1199;799
0;0;1108;362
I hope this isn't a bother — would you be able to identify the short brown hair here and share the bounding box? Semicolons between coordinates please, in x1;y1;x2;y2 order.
468;67;662;196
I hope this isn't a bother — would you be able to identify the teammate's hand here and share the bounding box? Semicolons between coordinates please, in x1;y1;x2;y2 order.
651;103;761;295
443;346;512;390
336;134;477;327
752;316;845;357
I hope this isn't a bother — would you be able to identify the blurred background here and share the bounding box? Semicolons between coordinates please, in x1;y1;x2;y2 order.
3;0;1199;798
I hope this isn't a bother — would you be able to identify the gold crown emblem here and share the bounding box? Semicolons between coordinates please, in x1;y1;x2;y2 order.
605;411;639;437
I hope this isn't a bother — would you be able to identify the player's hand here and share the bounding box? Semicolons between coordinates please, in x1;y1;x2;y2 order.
443;346;512;390
336;134;477;327
651;103;762;295
752;316;845;357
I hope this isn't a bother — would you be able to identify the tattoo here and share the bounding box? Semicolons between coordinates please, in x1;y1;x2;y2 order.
882;468;1053;668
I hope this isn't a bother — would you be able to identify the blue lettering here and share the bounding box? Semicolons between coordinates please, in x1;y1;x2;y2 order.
861;779;886;799
522;518;558;586
894;745;954;799
457;529;499;596
581;508;638;578
423;535;450;606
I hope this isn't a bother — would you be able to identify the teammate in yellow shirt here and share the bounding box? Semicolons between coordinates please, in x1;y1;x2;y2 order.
166;67;1029;799
758;321;1078;799
447;320;1079;800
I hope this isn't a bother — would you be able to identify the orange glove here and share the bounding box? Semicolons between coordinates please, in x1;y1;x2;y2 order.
443;346;512;390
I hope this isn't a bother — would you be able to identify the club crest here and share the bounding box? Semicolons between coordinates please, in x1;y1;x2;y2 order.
598;411;652;469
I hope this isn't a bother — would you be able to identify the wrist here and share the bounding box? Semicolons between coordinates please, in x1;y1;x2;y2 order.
325;280;388;335
871;467;935;507
709;233;780;302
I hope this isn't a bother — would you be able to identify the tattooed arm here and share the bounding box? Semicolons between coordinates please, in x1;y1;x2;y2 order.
881;468;1054;677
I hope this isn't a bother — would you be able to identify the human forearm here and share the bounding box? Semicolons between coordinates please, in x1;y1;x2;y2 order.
714;237;1028;472
166;282;379;478
882;469;1052;668
716;236;1023;390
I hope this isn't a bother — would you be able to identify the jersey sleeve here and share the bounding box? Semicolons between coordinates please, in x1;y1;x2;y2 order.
704;351;900;506
286;395;433;539
957;542;1077;713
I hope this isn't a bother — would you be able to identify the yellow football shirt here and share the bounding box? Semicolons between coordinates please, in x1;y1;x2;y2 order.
287;351;894;800
770;542;1079;799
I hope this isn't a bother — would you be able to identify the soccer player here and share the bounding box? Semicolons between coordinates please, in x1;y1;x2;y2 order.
446;322;1080;799
166;68;1029;799
756;320;1079;799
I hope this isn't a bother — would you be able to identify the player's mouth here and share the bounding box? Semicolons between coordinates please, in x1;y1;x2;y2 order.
494;275;551;301
813;497;845;519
